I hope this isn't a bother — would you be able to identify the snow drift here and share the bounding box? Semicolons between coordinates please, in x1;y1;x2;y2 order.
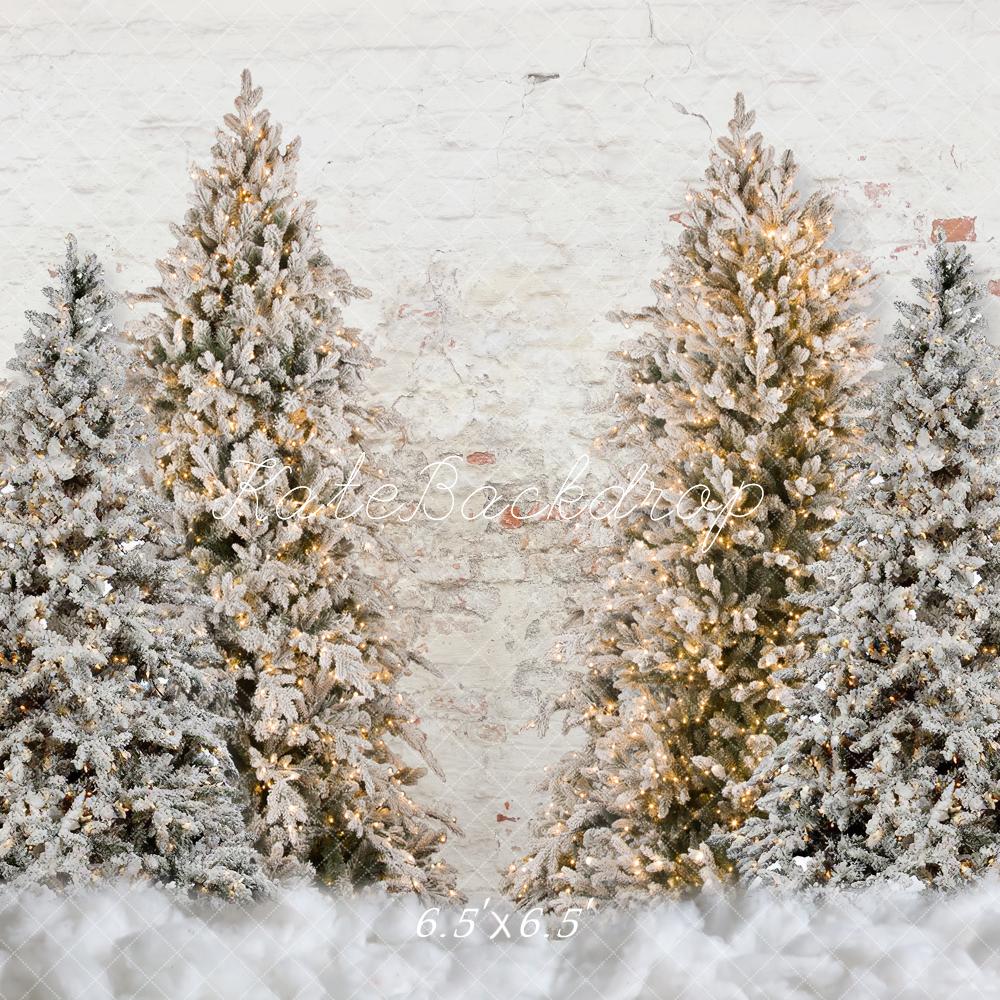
2;881;1000;999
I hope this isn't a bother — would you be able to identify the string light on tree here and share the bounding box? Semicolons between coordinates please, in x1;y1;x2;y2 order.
726;243;1000;888
132;71;459;898
504;94;869;909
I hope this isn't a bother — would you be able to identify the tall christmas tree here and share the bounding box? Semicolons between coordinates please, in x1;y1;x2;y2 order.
727;243;1000;888
505;94;868;907
0;238;266;898
132;71;458;897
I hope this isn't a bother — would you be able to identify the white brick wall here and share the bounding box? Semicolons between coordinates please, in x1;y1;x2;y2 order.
3;0;999;896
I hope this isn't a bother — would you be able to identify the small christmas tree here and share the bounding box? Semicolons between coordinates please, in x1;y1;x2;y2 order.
505;94;869;907
727;243;1000;888
133;71;458;897
0;238;266;898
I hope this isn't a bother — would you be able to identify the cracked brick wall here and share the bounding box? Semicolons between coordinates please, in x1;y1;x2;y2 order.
3;0;1000;897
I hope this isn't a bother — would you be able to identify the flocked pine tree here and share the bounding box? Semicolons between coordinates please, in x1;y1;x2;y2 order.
132;71;458;898
726;243;1000;889
504;94;869;908
0;238;267;898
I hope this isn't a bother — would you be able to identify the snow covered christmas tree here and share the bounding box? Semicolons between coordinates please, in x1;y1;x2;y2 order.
505;94;869;907
727;243;1000;888
0;238;267;898
133;71;458;897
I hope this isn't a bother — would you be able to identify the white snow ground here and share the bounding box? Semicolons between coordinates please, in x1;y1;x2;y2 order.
1;882;999;1000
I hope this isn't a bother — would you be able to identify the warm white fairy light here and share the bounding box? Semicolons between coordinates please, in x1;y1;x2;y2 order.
504;93;869;910
132;70;459;901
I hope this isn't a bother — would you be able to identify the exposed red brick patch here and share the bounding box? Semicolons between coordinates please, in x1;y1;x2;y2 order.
669;211;684;224
499;505;525;529
466;451;496;466
496;803;519;823
864;182;891;205
529;501;564;522
988;279;1000;297
498;499;569;527
931;217;976;242
396;303;439;320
